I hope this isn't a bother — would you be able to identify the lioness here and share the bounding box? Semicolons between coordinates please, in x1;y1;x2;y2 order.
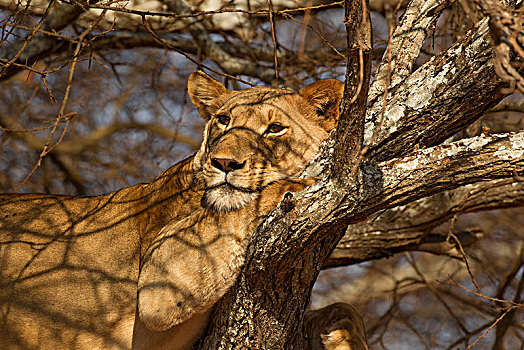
0;71;344;349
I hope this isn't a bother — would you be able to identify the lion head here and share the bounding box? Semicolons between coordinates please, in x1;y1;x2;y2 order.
188;71;344;212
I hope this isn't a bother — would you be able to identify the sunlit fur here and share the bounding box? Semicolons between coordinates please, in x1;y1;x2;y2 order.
202;185;259;212
193;86;331;212
0;71;345;350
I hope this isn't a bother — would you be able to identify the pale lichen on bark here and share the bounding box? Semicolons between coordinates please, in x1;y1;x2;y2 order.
367;0;451;105
365;18;491;147
379;132;524;188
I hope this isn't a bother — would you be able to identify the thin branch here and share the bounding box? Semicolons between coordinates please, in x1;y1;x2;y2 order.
1;119;200;156
0;0;344;28
267;0;279;80
160;0;276;83
0;0;55;78
15;8;107;190
0;0;87;80
140;17;256;86
281;11;346;60
405;253;470;335
466;307;517;350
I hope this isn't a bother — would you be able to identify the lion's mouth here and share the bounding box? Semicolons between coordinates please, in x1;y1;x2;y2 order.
211;182;241;194
202;182;259;212
206;177;257;194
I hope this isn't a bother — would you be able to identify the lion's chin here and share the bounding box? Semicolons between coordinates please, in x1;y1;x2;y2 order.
202;185;259;212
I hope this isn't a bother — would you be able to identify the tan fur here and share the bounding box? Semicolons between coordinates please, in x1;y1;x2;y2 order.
0;71;343;349
305;303;368;350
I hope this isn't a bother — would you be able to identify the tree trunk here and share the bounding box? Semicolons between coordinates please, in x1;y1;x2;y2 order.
199;1;373;348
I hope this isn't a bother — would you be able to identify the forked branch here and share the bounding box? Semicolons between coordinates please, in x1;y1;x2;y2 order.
200;1;373;348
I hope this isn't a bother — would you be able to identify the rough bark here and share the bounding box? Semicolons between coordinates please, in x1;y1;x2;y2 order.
332;0;372;179
322;0;524;267
199;1;372;348
200;126;523;347
326;179;524;267
366;17;509;161
198;0;524;345
304;10;519;176
367;0;451;109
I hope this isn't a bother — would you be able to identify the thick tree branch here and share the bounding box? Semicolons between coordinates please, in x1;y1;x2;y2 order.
261;132;524;263
202;130;523;348
305;7;520;179
357;132;524;217
201;2;373;348
326;179;524;267
332;0;372;178
200;0;524;343
365;17;514;162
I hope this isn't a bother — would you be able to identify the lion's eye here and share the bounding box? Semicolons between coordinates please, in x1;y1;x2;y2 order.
267;123;286;134
216;114;230;126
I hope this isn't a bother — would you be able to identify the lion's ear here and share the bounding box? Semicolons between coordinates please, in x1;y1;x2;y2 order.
300;79;344;131
188;71;231;121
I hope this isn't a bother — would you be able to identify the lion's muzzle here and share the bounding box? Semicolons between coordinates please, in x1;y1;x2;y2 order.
211;157;246;173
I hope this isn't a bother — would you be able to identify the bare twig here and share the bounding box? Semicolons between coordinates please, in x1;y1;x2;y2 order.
267;0;279;80
160;0;275;83
141;17;255;87
15;9;107;190
281;12;346;60
0;0;55;78
466;307;517;350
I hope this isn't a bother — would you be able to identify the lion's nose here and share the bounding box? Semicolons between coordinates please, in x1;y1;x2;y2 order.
211;157;246;173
